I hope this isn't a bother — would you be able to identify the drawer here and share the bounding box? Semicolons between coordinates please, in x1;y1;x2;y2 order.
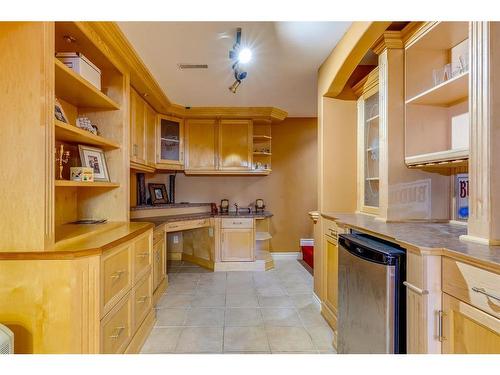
442;257;500;319
133;270;153;330
221;218;253;229
322;219;338;241
101;292;133;354
133;232;152;281
102;244;132;316
165;218;210;232
153;228;164;244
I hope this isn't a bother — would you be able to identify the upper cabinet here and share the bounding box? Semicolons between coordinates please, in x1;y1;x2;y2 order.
219;119;252;171
157;115;184;170
356;68;380;215
184;119;218;171
130;88;156;171
404;22;469;170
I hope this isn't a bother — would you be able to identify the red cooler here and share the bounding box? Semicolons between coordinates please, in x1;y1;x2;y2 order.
300;239;314;269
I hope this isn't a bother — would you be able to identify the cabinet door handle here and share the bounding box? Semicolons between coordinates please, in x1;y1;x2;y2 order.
137;295;148;304
110;326;125;339
137;252;149;258
472;287;500;302
403;281;429;296
438;310;446;342
133;144;138;157
233;221;243;225
111;270;126;280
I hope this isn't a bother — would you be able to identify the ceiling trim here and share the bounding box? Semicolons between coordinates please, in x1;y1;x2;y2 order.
166;105;288;121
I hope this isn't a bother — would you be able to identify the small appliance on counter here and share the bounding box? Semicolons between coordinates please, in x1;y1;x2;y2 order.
210;203;218;214
255;198;265;213
220;199;229;214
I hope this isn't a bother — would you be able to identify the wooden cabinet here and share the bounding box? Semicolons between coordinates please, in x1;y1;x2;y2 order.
219;119;252;170
441;293;500;354
184;119;218;171
152;237;166;292
321;219;339;331
130;89;146;165
145;103;157;168
220;218;254;262
157;115;184;169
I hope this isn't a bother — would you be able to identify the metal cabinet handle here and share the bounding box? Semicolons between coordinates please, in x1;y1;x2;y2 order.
137;296;148;304
111;270;126;280
137;252;149;258
438;310;446;342
110;326;125;339
403;281;429;296
472;287;500;302
133;144;138;157
233;221;243;225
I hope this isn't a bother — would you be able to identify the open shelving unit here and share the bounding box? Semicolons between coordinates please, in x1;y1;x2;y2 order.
252;119;272;174
53;22;128;237
405;22;470;170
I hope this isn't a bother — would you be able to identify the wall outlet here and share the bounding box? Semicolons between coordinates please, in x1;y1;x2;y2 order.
208;227;214;237
173;235;179;244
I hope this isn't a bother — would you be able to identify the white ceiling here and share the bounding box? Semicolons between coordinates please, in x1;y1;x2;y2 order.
118;22;351;117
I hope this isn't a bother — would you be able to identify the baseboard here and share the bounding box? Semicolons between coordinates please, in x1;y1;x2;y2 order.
270;251;302;260
312;292;322;309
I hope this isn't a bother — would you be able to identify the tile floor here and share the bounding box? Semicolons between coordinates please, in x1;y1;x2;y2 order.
141;259;335;354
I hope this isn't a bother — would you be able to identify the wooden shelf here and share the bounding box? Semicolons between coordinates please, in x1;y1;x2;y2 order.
54;59;120;110
256;232;272;241
365;177;379;181
405;148;469;166
253;135;272;140
55;180;120;188
366;115;379;122
406;72;469;106
253;152;272;156
55;120;120;150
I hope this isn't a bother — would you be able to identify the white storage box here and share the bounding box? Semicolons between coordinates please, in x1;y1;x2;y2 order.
56;52;101;90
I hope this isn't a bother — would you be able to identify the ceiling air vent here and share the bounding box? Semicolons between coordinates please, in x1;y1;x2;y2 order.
178;63;208;70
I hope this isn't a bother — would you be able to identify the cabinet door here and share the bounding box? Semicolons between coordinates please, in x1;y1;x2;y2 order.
157;115;184;166
153;239;166;291
145;103;157;167
221;228;254;261
219;119;252;170
185;119;217;171
130;89;146;164
324;235;338;318
442;293;500;354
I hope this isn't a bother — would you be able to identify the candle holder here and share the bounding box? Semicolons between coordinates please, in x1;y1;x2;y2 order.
55;144;70;180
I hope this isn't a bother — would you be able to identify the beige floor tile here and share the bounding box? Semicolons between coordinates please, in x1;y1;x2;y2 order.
227;271;254;283
282;283;313;295
185;308;225;327
261;308;302;327
266;327;315;352
226;281;256;294
225;308;263;327
190;293;226;308
197;283;226;295
156;308;187;326
298;305;329;327
256;284;286;296
306;326;335;350
157;293;193;308
140;327;182;353
199;272;227;282
258;295;294;308
290;294;315;309
226;293;259;308
223;327;270;353
175;327;223;353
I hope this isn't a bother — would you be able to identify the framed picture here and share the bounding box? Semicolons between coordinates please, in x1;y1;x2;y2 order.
78;145;110;182
54;98;68;123
148;183;169;205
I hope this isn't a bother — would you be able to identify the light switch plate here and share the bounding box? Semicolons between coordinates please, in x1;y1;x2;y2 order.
208;227;214;237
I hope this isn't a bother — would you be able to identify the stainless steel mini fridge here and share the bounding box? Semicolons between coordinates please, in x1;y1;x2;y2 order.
337;233;406;354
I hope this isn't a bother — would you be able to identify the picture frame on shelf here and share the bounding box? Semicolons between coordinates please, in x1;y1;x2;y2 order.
148;183;169;205
54;98;68;123
78;145;110;182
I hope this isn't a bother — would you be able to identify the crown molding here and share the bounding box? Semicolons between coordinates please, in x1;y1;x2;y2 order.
166;106;288;121
372;31;404;54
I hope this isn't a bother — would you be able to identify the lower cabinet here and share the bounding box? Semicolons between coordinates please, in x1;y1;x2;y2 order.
321;219;339;332
152;237;166;292
220;218;255;262
441;293;500;353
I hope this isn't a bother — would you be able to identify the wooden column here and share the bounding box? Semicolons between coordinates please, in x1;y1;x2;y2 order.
462;22;500;245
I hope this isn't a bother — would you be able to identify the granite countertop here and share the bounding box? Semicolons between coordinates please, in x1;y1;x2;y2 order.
131;211;273;228
130;203;211;211
323;212;500;271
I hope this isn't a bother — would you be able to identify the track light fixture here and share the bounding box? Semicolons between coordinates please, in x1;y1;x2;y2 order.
228;27;251;93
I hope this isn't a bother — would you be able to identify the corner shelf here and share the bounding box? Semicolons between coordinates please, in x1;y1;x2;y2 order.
256;232;272;241
253;152;272;156
406;72;469;106
55;180;120;188
405;148;469;167
54;59;120;110
253;135;272;140
55;119;120;150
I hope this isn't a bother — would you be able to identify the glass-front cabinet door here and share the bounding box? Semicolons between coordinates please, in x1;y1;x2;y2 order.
157;115;184;167
357;79;380;214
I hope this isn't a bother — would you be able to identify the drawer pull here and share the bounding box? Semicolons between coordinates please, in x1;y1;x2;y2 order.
403;281;429;296
137;252;149;258
110;326;125;339
111;270;126;280
233;221;243;225
438;310;446;342
472;287;500;302
137;295;148;304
